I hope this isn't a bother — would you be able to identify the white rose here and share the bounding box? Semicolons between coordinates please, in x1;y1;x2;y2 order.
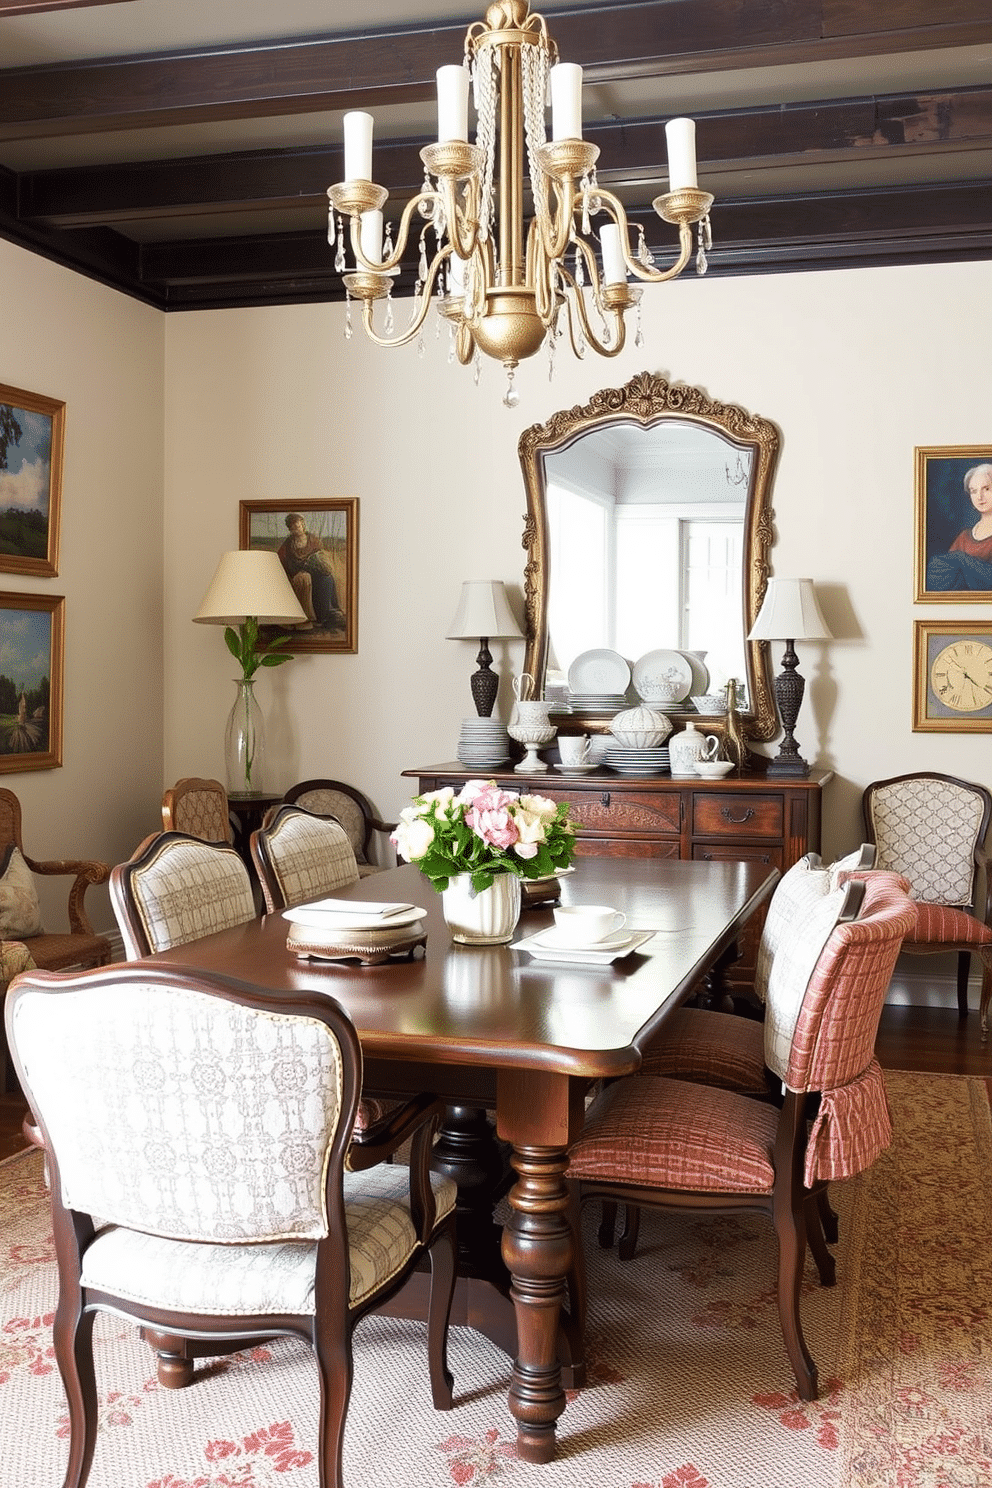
518;793;557;822
419;787;455;818
511;807;546;859
392;816;435;861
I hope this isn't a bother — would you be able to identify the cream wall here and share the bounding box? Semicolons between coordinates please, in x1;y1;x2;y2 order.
163;259;992;874
0;239;165;932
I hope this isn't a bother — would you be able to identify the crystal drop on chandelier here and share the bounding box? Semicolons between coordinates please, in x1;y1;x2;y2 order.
503;367;520;409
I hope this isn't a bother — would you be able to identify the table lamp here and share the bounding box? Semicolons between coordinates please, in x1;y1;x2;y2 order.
446;579;523;717
747;577;831;777
193;550;307;794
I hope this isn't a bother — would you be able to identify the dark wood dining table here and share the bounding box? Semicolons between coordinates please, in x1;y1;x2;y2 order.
146;854;778;1463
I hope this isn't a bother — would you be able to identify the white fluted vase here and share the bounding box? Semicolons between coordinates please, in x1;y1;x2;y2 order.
441;873;522;945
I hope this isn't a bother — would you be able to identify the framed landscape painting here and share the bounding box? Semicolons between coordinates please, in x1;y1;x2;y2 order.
239;498;359;654
915;445;992;602
0;592;64;771
0;383;65;579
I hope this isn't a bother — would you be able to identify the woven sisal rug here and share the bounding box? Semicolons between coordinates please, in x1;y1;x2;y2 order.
1;1070;990;1488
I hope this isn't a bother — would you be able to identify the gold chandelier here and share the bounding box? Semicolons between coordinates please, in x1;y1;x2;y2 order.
326;0;713;404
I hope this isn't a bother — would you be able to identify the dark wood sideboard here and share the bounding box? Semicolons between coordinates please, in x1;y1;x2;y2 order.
402;764;832;994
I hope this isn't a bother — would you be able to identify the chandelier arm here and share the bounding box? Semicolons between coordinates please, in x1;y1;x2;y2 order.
443;174;483;263
346;188;444;275
555;259;628;360
589;188;695;285
356;261;445;349
531;173;575;267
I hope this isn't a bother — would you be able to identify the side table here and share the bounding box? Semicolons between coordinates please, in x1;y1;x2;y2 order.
227;791;282;870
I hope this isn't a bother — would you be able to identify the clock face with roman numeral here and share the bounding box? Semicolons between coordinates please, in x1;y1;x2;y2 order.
930;640;992;712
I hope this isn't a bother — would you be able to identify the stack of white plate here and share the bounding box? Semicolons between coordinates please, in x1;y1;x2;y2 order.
568;691;630;716
603;745;671;776
457;717;511;769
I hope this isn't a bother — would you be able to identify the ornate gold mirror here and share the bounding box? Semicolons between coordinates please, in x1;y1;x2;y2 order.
518;371;779;738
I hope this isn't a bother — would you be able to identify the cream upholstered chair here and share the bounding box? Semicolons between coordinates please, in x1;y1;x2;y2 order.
284;779;395;876
566;870;914;1402
862;772;992;1032
5;962;457;1488
161;777;233;844
110;832;255;959
0;787;111;973
250;804;361;913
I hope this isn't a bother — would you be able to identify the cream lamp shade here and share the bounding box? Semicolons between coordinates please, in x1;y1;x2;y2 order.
446;579;523;718
747;578;832;643
193;550;307;626
747;578;830;778
445;579;523;642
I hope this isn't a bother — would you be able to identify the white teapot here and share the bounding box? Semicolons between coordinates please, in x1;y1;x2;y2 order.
668;722;719;778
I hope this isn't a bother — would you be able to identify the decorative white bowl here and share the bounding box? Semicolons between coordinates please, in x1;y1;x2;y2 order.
694;759;735;778
609;706;673;750
691;694;726;714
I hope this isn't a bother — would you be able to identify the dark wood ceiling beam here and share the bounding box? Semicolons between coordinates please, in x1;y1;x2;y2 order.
1;1;991;140
18;85;992;227
136;179;992;291
0;0;135;12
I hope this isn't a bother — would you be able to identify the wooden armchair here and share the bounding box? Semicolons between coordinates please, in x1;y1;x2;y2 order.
0;787;111;973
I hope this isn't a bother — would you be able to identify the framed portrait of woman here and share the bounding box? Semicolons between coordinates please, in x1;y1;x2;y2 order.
915;446;992;602
239;498;358;654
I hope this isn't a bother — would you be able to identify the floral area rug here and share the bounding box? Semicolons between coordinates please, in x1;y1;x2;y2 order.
0;1070;989;1488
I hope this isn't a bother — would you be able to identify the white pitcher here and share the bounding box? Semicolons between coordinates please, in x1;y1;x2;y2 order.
668;722;719;777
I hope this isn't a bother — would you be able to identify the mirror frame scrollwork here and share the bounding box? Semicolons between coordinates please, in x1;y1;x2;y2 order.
518;370;780;740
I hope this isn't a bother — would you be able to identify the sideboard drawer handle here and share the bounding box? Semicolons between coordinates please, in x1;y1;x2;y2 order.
721;806;755;825
601;791;611;808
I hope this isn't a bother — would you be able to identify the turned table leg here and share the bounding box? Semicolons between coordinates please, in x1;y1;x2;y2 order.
500;1142;573;1464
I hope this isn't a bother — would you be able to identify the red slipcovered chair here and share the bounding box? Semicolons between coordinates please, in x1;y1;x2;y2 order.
862;772;992;1033
566;870;914;1401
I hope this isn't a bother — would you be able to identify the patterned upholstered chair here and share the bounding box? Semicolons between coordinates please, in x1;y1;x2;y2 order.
160;777;233;844
565;870;914;1402
0;787;111;973
110;832;255;959
5;962;457;1488
284;779;395;877
0;939;36;1095
250;804;361;913
863;772;992;1032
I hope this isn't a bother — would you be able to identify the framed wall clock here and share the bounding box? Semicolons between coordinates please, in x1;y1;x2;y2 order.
913;621;992;732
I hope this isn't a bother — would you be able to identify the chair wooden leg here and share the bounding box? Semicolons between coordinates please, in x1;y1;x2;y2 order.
144;1331;196;1389
617;1203;642;1262
597;1200;618;1248
773;1188;818;1401
804;1196;836;1287
313;1329;352;1488
979;953;992;1044
564;1185;589;1346
957;951;971;1020
815;1186;838;1245
426;1218;456;1410
53;1301;99;1488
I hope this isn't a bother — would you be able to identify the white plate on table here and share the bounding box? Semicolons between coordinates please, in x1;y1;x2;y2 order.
283;903;426;932
512;928;654;964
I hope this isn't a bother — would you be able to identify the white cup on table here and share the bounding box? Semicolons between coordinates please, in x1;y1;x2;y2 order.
558;734;590;766
552;904;627;945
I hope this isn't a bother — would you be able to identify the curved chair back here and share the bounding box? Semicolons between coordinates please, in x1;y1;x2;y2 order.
110;832;256;958
250;804;359;914
161;777;233;844
863;771;991;908
283;778;394;874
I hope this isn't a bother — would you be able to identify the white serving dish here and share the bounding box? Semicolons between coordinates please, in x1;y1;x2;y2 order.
512;927;654;964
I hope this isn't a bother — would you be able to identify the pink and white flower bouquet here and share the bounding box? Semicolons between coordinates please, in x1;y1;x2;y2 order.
391;780;577;894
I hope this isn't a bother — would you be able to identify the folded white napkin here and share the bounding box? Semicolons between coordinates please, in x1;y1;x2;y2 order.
305;898;415;918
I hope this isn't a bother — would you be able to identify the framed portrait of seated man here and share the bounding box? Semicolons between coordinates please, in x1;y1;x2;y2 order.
240;498;358;654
